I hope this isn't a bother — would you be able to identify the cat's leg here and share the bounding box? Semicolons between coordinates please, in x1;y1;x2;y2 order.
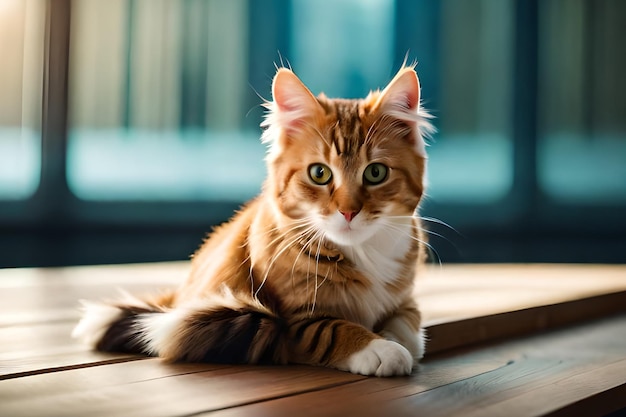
288;316;413;377
376;301;425;366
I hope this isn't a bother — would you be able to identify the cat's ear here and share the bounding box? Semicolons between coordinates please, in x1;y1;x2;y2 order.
270;68;321;131
375;67;421;116
373;67;432;156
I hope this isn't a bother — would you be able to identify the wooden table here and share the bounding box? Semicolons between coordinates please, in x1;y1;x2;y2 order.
1;263;625;417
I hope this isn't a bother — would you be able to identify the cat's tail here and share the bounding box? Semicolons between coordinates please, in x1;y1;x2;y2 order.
72;288;288;364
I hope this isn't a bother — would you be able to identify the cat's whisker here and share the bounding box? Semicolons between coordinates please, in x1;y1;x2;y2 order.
297;234;311;310
255;222;318;299
418;216;463;237
312;254;332;315
419;229;456;247
259;219;316;257
384;215;461;250
291;226;320;293
310;231;326;315
291;229;314;290
380;219;432;245
258;218;311;243
304;229;325;312
266;223;316;267
249;222;306;292
284;225;324;314
380;220;443;267
316;264;331;290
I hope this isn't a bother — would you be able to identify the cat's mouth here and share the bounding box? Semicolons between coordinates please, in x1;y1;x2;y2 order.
322;214;379;247
340;222;353;232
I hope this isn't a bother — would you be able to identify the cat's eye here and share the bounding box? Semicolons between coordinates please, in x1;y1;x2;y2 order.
363;163;388;185
308;163;333;185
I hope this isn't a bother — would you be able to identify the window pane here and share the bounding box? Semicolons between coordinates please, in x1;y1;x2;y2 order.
538;0;626;204
290;0;395;99
67;0;263;201
426;0;514;203
0;0;43;200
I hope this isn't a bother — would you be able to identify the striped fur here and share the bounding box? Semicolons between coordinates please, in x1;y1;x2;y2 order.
74;65;432;376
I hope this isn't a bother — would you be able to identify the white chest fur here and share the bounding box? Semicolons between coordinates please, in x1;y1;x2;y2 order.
338;218;413;285
331;220;414;330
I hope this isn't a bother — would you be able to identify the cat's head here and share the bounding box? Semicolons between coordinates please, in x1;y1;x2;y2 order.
261;66;433;248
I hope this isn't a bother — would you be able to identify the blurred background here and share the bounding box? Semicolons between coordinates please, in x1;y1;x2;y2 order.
1;0;625;267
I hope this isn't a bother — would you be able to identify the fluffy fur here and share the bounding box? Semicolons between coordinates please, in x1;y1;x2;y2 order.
73;65;433;376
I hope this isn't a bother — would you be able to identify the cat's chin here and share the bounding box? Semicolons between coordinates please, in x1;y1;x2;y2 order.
326;230;369;247
322;218;380;248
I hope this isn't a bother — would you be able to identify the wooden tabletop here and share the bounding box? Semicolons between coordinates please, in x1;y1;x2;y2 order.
1;262;625;417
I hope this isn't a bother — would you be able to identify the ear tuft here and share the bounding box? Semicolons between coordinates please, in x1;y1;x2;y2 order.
272;69;317;113
270;69;320;129
261;68;321;146
374;66;435;156
376;67;420;114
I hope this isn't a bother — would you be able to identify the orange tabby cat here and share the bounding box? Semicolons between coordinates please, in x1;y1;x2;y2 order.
73;65;434;376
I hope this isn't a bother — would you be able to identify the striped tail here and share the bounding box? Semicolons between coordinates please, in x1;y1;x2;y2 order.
72;289;288;365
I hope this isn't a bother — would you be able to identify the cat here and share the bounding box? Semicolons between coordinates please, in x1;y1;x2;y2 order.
73;64;434;377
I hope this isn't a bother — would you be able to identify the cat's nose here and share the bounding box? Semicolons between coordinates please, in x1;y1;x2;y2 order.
339;210;360;222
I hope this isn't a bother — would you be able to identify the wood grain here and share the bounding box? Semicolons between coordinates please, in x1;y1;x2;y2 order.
426;291;626;354
0;365;364;417
203;314;626;417
0;262;625;417
0;262;183;327
416;263;626;323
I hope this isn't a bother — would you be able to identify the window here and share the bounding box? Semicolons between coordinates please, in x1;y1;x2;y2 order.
1;0;625;267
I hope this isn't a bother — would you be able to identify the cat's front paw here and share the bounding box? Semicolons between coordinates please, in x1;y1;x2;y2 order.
338;339;413;377
380;327;426;364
